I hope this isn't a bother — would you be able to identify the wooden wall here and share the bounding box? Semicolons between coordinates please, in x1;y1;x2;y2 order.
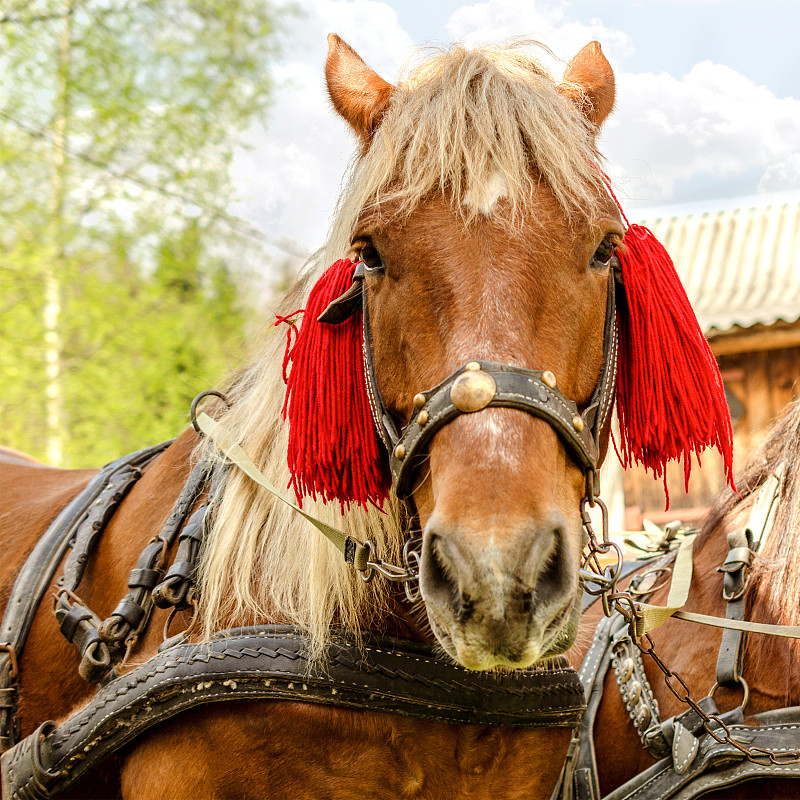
622;321;800;528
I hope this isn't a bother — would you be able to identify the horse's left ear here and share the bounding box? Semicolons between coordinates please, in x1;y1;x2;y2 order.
325;33;396;145
558;41;615;127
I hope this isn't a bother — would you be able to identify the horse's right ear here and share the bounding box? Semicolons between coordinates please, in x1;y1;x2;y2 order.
557;41;615;128
325;33;395;145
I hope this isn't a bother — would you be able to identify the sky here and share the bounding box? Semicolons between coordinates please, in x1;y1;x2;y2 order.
232;0;800;265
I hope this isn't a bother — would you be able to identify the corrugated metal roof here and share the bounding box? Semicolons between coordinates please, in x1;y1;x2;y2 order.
637;192;800;333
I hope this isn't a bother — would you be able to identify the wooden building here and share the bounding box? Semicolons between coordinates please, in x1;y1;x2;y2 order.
619;190;800;529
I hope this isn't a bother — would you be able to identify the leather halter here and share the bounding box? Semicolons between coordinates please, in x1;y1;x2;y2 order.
318;258;621;500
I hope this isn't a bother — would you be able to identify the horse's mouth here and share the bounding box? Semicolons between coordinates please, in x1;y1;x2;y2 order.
426;594;579;672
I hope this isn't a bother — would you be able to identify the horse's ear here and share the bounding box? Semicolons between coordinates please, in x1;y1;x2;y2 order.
325;33;395;145
558;42;615;128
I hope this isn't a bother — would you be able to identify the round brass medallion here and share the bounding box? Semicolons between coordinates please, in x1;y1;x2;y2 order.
450;370;497;413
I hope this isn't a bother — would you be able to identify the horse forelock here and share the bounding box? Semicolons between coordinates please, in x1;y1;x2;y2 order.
194;41;613;662
328;41;607;253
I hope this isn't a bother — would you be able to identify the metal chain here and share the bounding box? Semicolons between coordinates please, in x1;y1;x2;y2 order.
579;494;642;624
637;632;800;766
578;486;800;767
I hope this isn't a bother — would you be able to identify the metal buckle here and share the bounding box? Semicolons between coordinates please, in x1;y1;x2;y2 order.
358;538;422;603
0;643;19;681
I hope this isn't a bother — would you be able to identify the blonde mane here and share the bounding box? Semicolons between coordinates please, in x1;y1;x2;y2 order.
196;41;607;660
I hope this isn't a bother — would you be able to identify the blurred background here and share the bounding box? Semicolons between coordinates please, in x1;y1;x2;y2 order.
2;0;799;528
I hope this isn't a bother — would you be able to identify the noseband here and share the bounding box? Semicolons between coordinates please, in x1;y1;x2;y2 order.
318;258;620;503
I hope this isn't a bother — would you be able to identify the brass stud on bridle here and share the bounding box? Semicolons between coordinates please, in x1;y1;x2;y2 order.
450;364;497;413
572;415;585;432
417;410;429;426
542;370;557;389
394;444;406;460
412;392;426;410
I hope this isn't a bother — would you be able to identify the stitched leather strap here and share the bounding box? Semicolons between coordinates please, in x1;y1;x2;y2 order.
552;613;625;800
390;360;599;497
1;626;586;800
602;707;800;800
0;442;171;750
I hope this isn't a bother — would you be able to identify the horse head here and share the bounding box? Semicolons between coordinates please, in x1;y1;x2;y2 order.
319;36;623;670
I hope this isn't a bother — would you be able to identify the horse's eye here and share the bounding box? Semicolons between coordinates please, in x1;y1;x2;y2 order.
592;238;615;267
360;246;384;272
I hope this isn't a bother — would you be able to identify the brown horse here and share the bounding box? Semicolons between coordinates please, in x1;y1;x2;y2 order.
3;36;625;799
571;400;800;799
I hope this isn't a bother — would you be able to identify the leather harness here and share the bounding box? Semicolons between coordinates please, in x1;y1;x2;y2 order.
3;626;584;800
555;471;800;800
0;256;629;796
0;445;586;799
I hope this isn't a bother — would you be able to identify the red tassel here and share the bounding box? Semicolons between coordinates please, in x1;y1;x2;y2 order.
279;258;391;510
614;223;735;505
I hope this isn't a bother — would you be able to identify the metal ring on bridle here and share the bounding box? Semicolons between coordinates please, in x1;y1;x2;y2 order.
190;391;231;435
709;677;750;713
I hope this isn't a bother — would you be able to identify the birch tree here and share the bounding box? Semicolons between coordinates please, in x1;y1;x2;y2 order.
0;0;285;465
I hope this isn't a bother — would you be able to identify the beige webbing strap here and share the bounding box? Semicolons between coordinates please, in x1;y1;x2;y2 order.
670;610;800;638
634;532;696;637
632;529;800;641
196;413;371;572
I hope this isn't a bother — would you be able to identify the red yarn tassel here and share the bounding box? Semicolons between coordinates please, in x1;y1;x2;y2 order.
615;223;735;505
279;258;391;510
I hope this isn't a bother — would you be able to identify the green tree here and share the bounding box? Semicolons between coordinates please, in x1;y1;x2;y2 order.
0;0;286;466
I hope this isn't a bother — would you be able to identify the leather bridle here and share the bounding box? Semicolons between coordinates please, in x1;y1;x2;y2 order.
318;257;622;505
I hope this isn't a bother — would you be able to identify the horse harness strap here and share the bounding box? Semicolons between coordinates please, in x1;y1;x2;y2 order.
1;625;585;800
559;471;798;800
318;258;621;501
601;706;800;800
553;558;674;800
557;611;800;800
0;442;171;751
715;468;782;691
1;443;589;797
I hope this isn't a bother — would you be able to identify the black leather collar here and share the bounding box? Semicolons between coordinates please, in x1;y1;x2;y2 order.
1;626;586;800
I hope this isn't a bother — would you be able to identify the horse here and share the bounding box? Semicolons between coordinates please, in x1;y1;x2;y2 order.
0;34;727;800
567;399;800;799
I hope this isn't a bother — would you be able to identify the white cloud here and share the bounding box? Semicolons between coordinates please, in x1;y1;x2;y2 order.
759;153;800;193
603;62;800;208
446;0;634;72
231;1;415;281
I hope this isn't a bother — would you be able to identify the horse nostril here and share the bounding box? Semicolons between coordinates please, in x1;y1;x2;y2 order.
521;589;534;615
422;533;461;610
530;519;572;607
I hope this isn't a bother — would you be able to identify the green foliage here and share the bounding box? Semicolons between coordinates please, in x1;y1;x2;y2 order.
0;0;287;467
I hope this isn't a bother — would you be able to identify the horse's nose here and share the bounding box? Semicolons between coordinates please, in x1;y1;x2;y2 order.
419;509;576;667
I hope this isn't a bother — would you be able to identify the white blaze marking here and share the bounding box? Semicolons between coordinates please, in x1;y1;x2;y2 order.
471;413;521;468
463;172;508;214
